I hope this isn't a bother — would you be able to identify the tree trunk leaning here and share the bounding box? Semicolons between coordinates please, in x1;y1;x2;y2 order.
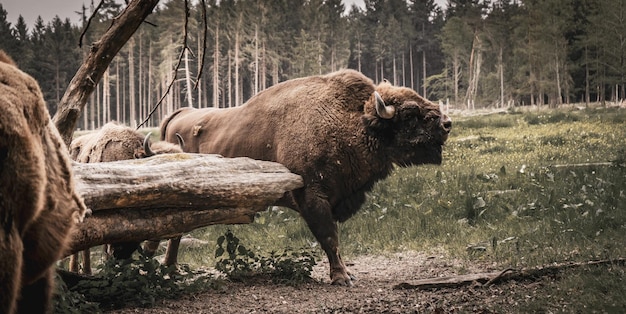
53;0;160;146
67;153;303;256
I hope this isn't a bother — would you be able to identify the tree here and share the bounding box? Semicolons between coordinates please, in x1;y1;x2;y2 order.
0;4;19;60
347;5;366;73
408;0;443;96
447;0;487;109
482;0;520;107
583;0;626;103
28;17;82;115
321;0;350;73
438;16;472;107
11;16;33;73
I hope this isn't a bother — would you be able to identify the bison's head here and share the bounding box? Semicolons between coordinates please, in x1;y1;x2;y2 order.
363;82;451;166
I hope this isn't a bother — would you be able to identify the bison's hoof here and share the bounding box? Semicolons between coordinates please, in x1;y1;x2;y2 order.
331;277;353;287
331;273;355;287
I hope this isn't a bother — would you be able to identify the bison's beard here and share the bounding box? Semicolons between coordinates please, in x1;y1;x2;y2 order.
394;144;443;167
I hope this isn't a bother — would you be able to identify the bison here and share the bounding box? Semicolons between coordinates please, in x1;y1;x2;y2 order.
69;122;184;271
70;122;184;163
0;50;88;313
161;69;451;286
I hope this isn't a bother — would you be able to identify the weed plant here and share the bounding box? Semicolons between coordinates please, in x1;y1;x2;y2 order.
214;230;316;285
54;250;219;312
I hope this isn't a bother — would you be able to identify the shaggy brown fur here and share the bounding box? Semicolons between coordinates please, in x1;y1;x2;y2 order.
0;50;88;313
161;69;452;286
71;122;148;163
71;122;183;163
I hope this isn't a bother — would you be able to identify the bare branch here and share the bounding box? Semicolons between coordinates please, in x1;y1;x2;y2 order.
194;0;208;91
79;0;105;48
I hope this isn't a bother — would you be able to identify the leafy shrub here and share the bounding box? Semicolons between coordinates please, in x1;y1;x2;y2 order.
54;250;219;312
215;230;316;285
53;273;100;314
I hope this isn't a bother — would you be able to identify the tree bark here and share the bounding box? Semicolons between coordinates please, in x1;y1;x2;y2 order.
53;0;160;146
67;153;303;256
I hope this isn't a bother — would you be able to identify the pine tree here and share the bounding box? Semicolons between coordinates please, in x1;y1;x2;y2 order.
12;16;33;72
0;4;19;59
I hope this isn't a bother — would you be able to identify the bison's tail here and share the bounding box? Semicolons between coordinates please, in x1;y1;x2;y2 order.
159;108;186;141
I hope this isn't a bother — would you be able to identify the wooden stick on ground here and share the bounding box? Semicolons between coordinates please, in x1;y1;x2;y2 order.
394;258;626;290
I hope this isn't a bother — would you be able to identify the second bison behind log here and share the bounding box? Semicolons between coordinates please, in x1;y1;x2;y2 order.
70;122;183;163
0;50;88;313
70;122;184;271
161;69;452;286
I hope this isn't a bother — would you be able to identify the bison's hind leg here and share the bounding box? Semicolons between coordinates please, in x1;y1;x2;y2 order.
16;267;54;314
0;227;23;314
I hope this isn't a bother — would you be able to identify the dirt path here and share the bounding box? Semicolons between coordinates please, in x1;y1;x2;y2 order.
109;251;550;313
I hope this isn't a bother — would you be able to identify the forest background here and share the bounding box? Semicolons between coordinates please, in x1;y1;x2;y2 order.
0;0;624;130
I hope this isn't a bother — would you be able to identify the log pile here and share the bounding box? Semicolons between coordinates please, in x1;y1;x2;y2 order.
66;153;303;256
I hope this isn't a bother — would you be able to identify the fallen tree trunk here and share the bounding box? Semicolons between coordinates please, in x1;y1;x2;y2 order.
67;153;303;256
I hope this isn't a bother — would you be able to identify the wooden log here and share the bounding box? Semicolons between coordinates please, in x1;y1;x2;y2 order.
66;153;303;256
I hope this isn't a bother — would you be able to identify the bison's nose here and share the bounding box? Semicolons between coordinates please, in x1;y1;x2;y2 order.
441;115;452;134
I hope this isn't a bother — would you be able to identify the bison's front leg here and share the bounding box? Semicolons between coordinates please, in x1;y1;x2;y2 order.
0;228;22;314
17;268;54;313
298;189;354;286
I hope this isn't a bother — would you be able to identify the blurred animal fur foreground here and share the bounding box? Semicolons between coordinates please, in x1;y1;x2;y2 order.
0;50;88;313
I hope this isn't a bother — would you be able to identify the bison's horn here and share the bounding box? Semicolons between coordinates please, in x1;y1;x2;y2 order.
143;132;155;157
374;91;395;119
175;133;185;150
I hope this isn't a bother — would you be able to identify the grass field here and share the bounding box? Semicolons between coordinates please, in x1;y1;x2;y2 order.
71;105;626;311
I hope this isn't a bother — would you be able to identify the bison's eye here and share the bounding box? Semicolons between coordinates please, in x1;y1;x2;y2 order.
424;110;440;121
